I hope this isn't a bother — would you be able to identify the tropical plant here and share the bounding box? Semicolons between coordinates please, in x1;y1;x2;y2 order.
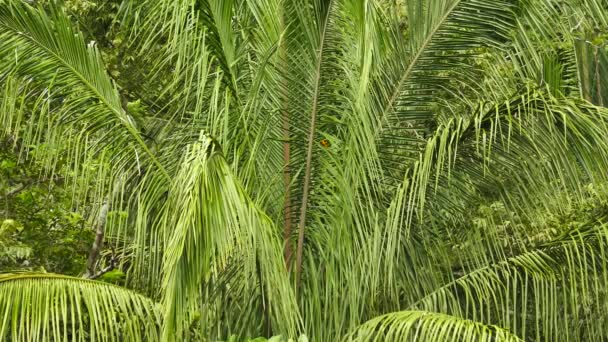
1;137;95;274
1;0;608;341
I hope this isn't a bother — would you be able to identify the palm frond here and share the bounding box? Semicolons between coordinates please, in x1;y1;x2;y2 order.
375;0;519;184
0;273;160;341
409;222;608;340
0;0;168;181
347;310;522;341
402;87;608;236
160;134;299;340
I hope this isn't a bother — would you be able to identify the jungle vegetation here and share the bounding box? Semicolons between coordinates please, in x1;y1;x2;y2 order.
1;0;608;340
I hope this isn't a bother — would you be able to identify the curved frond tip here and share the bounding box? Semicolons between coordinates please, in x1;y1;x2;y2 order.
346;310;522;342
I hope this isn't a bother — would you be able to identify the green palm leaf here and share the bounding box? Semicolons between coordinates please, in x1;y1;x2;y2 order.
375;0;519;183
0;273;160;341
409;222;608;340
160;134;299;340
347;310;522;341
0;0;168;182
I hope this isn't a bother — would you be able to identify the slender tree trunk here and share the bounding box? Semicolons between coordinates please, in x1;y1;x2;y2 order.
84;199;109;278
280;5;293;269
581;45;592;102
283;121;292;267
595;46;604;107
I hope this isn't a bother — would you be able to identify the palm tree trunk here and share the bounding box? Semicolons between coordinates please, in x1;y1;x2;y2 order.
595;45;604;107
280;5;293;269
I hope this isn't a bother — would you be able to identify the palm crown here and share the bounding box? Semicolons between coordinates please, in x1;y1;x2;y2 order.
1;0;608;340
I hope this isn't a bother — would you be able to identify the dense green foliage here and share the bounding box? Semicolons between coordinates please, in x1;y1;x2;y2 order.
1;139;93;274
1;0;608;341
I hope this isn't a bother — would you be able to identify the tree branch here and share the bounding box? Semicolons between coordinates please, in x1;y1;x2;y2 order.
5;182;31;197
84;199;109;279
89;247;118;280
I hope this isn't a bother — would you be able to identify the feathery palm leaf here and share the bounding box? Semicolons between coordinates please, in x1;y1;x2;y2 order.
0;0;171;229
409;222;608;340
347;310;522;341
0;273;160;341
160;134;299;340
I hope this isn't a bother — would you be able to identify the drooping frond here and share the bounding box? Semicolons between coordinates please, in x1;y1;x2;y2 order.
0;273;160;341
401;88;608;237
409;222;608;340
375;0;519;184
160;134;299;340
121;0;240;120
346;310;522;341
